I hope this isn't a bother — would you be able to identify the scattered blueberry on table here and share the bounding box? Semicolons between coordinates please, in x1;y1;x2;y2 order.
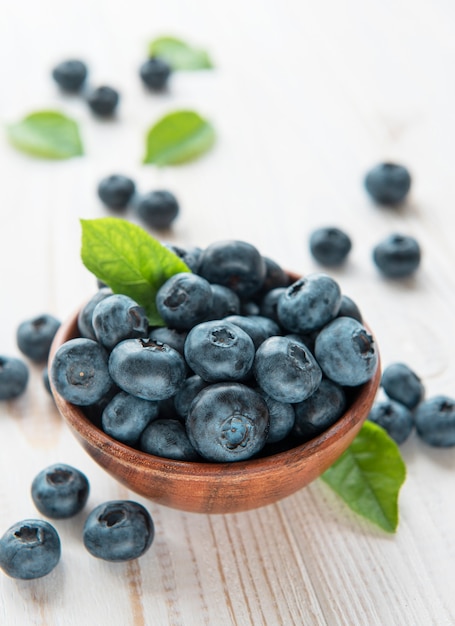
139;57;172;91
31;463;90;519
0;519;61;579
97;174;136;210
364;162;412;205
372;233;421;278
52;59;88;92
135;190;180;230
368;399;414;445
0;355;29;400
309;226;352;267
16;313;61;363
86;86;120;117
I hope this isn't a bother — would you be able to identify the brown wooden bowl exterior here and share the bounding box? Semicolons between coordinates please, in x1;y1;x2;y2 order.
49;281;381;514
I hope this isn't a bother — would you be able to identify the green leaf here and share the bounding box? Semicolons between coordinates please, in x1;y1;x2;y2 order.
143;110;216;166
80;218;190;325
148;36;213;70
321;421;406;533
6;110;83;159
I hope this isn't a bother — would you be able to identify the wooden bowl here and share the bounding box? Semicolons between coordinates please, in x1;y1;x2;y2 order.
49;297;380;514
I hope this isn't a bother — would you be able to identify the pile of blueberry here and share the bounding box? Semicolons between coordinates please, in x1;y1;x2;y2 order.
0;463;154;580
367;362;455;447
50;239;380;463
97;174;180;230
51;54;172;118
308;163;422;279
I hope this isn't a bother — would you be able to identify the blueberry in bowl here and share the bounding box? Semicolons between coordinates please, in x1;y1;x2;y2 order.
48;237;380;514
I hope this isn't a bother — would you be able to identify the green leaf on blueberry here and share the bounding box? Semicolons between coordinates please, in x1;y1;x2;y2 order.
143;110;216;166
321;421;406;533
80;217;190;325
6;110;84;159
148;36;214;70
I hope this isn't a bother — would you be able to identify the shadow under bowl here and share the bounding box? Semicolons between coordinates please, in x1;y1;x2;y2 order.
49;299;380;514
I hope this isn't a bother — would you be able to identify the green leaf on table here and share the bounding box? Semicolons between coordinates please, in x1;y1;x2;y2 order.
80;218;190;325
148;36;213;70
143;110;216;166
321;421;406;533
6;110;83;159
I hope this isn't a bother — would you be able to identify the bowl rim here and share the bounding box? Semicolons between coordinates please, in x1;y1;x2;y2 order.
49;296;381;481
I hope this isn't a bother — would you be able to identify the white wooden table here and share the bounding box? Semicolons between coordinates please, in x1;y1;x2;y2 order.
1;1;455;623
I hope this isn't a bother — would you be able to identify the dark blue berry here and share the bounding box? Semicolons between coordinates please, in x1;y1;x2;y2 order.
225;314;280;349
381;363;424;409
173;375;208;420
51;338;113;405
92;294;149;351
16;314;61;363
337;294;362;322
197;240;266;299
184;320;255;383
163;244;202;273
205;284;241;320
292;379;346;440
0;355;29;400
0;519;61;579
140;418;199;460
259;287;286;323
83;500;154;562
139;57;172;90
415;396;455;447
314;317;378;386
373;233;421;278
148;327;188;355
102;391;159;446
52;59;87;92
364;162;411;205
261;257;291;292
368;400;414;444
187;383;269;462
77;287;113;340
97;175;136;210
108;338;186;401
253;336;322;403
156;273;213;330
277;273;342;334
31;463;90;519
135;190;179;230
87;86;120;117
260;393;295;444
309;227;352;266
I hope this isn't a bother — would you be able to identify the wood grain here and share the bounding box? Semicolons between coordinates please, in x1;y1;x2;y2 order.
1;0;455;624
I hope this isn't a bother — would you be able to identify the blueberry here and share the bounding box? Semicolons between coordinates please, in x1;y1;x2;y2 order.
292;378;346;440
148;327;188;355
0;519;61;579
156;273;213;330
415;395;455;447
260;393;295;444
261;256;291;292
139;57;172;91
337;294;362;322
253;336;322;403
31;463;90;519
368;400;414;444
51;338;113;405
174;375;208;420
140;418;199;460
381;363;424;409
16;313;61;363
163;244;202;273
184;320;255;383
186;383;269;462
87;86;120;117
97;175;136;210
92;294;149;351
364;162;411;205
314;317;378;386
108;338;186;401
77;287;113;340
277;273;342;334
102;391;159;446
225;314;280;349
52;59;88;92
0;355;29;400
373;233;421;278
197;240;267;299
259;287;286;323
309;227;352;266
205;284;241;320
83;500;154;562
135;191;179;230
